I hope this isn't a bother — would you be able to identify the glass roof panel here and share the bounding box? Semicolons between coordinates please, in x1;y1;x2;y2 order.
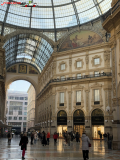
79;7;99;24
54;4;75;18
31;18;54;29
4;34;53;72
6;13;30;27
33;0;52;6
32;7;53;18
8;4;30;17
0;0;112;30
53;0;71;5
55;15;77;28
99;0;112;14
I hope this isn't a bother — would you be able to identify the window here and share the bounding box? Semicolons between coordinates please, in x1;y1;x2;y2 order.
94;58;100;65
24;102;27;105
23;122;26;126
9;96;14;99
20;97;24;100
8;117;12;120
94;71;99;77
19;117;22;120
76;91;81;105
24;112;27;115
9;111;13;115
18;111;22;115
24;107;27;110
24;97;28;100
61;64;65;70
77;61;82;68
14;117;17;120
61;76;65;81
77;74;81;79
24;117;27;120
15;97;19;100
94;89;100;104
60;92;64;105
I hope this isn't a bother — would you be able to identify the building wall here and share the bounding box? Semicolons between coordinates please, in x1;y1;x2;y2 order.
6;91;28;132
27;84;35;131
36;43;113;137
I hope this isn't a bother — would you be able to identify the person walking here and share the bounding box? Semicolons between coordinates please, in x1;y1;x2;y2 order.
76;132;80;143
100;133;102;142
7;131;12;145
34;132;37;144
19;132;28;159
42;131;47;146
47;132;50;145
103;133;107;142
67;133;71;146
53;132;58;146
81;132;90;160
31;132;34;145
108;134;113;149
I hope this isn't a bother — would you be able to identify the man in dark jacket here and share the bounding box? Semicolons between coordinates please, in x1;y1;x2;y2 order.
20;133;28;159
31;132;34;145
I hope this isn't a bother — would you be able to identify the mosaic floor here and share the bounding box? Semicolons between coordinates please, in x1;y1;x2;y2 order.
0;137;119;160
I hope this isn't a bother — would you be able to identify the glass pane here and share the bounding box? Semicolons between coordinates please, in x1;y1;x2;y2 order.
94;90;99;101
76;91;81;102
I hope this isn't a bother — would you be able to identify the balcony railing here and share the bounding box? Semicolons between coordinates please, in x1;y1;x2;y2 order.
37;72;112;98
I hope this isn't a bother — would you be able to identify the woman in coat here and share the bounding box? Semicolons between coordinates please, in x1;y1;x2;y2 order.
42;131;47;146
34;132;37;144
81;132;90;160
20;133;28;159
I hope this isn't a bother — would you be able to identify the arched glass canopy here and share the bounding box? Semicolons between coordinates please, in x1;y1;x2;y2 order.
4;34;53;72
0;0;112;30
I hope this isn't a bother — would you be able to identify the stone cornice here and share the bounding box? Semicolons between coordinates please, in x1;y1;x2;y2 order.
102;5;120;32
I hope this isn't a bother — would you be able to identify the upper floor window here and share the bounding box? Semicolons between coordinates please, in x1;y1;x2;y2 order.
18;111;22;115
76;91;81;105
15;97;19;100
24;117;27;120
9;111;13;115
61;64;65;70
19;117;22;120
77;61;82;68
24;112;27;115
24;107;27;110
77;73;81;79
8;117;12;120
24;102;27;105
94;58;100;65
60;92;64;106
9;96;14;99
14;117;17;120
94;89;100;104
24;97;28;100
20;97;24;100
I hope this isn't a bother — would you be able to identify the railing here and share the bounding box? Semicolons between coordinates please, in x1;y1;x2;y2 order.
37;72;112;98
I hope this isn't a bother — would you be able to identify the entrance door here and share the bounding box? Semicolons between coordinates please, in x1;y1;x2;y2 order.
74;125;84;137
57;125;67;137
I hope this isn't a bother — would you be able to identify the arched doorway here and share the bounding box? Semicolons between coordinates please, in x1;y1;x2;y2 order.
57;110;67;137
91;109;104;139
73;109;85;137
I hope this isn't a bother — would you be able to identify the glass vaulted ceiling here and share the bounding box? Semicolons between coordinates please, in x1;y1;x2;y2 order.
0;0;112;29
4;34;53;72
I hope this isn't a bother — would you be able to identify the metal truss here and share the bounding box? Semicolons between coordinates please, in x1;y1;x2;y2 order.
71;0;80;25
93;0;103;22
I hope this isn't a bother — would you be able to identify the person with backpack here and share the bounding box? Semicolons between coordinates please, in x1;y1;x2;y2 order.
81;132;91;160
7;131;12;145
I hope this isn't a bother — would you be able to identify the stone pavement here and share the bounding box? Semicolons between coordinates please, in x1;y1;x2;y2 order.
0;137;119;160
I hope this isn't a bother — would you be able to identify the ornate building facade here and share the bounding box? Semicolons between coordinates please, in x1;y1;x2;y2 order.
0;0;120;149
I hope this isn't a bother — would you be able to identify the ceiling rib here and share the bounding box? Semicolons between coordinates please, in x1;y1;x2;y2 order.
1;0;11;36
71;0;80;25
51;0;57;41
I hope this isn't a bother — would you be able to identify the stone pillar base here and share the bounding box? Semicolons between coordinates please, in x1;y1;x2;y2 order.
112;141;120;150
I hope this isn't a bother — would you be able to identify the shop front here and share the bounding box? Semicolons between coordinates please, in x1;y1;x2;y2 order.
57;110;67;137
73;109;85;137
91;109;104;139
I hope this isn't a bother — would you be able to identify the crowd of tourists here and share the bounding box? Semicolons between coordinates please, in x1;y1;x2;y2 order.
6;130;113;160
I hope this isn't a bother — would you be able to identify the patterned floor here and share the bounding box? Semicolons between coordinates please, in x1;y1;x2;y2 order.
0;137;119;160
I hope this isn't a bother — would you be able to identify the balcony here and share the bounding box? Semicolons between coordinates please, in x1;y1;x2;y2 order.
37;72;112;98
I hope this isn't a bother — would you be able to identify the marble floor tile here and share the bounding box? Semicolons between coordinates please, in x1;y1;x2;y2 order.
0;137;119;160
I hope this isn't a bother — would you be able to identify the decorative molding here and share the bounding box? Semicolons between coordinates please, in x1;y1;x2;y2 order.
91;55;102;67
104;50;110;68
112;48;116;97
58;61;68;72
74;58;84;70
